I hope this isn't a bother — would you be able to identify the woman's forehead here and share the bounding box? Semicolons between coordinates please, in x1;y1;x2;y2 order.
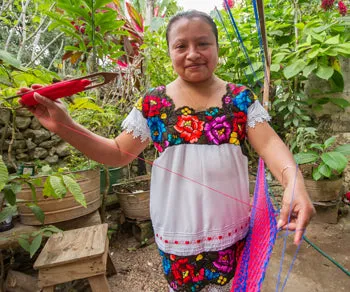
168;17;214;42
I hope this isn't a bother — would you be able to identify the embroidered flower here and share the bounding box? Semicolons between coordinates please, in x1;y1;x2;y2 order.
161;98;172;107
174;115;204;143
204;269;220;280
161;113;167;119
196;254;203;261
233;90;252;113
181;107;192;116
148;117;166;143
224;95;231;104
204;115;232;145
170;281;178;290
205;108;219;116
213;249;235;273
229;132;240;145
162;255;171;275
135;97;143;110
229;84;246;95
154;142;163;152
233;112;248;140
143;95;163;117
168;133;182;145
171;258;195;285
192;268;205;283
217;275;228;285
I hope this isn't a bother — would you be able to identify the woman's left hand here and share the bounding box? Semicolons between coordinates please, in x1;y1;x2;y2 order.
277;178;316;245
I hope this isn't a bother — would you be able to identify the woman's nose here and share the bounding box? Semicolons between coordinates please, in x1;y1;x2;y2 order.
187;46;200;60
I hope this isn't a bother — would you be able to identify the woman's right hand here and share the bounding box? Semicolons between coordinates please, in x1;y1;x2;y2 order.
18;85;73;133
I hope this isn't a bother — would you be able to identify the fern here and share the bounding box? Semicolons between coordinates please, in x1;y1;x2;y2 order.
62;175;87;207
48;175;67;199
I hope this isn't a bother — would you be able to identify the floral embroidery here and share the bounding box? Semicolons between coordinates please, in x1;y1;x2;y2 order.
204;115;232;145
174;115;204;143
139;83;255;153
159;239;245;291
213;249;235;273
147;117;166;143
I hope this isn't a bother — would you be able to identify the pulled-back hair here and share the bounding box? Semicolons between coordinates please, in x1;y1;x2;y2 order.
166;10;219;47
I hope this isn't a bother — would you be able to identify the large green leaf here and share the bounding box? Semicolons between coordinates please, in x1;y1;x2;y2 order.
316;65;334;80
303;62;317;77
62;175;87;207
18;238;31;253
294;152;319;164
48;175;67;199
0;156;8;192
0;50;21;69
3;186;16;206
330;98;350;109
334;144;350;157
283;59;307;79
321;152;348;173
324;136;336;149
318;163;332;178
324;34;340;45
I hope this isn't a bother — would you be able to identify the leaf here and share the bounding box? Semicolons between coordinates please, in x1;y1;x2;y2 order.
43;225;62;234
3;186;16;206
324;34;340;45
316;65;334;80
62;175;87;207
321;152;348;173
48;175;67;199
283;59;307;79
270;64;280;72
335;144;350;156
0;155;9;191
294;152;319;164
126;2;144;33
0;205;17;223
0;50;21;69
303;62;317;77
330;98;350;109
18;238;31;253
318;163;332;178
312;167;323;181
27;203;45;224
29;234;43;258
309;143;323;151
324;136;336;149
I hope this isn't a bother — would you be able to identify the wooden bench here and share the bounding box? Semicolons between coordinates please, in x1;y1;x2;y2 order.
33;223;111;292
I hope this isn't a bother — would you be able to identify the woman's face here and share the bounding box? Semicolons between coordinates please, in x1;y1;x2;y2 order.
167;17;219;83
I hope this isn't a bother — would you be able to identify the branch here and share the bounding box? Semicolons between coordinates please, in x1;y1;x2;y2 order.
26;32;65;67
4;0;31;52
48;38;64;70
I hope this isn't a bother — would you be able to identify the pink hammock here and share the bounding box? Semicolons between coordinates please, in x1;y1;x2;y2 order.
231;158;278;291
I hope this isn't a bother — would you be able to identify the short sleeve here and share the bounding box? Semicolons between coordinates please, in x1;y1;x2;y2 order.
121;97;151;142
247;100;271;128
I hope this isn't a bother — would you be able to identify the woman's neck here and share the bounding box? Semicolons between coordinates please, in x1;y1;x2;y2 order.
176;75;219;91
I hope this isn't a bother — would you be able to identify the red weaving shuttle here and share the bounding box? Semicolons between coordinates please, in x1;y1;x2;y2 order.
6;72;117;106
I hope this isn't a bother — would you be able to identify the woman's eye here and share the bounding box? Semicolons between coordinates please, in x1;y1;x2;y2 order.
199;43;209;46
176;45;185;49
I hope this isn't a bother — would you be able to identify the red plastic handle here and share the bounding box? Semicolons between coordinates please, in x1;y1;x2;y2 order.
21;79;91;106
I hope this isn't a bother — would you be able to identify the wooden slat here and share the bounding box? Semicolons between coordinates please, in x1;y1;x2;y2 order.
34;223;108;269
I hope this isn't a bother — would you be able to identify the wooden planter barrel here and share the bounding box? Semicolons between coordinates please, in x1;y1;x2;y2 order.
17;169;101;225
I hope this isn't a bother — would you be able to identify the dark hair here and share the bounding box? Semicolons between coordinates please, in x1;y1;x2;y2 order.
166;10;219;47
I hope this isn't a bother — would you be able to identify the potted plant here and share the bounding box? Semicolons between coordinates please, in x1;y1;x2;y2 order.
294;136;350;202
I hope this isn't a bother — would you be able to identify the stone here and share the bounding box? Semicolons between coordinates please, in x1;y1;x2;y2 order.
26;139;37;150
56;142;71;157
16;108;33;117
0;109;11;125
0;126;11;139
45;155;59;164
15;116;32;130
23;129;51;144
31;147;48;159
3;139;26;150
16;153;30;161
30;117;42;130
39;140;58;149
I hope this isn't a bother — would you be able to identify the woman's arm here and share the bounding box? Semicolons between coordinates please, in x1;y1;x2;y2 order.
247;122;315;245
24;91;149;167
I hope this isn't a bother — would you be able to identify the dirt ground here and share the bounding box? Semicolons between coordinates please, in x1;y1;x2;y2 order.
107;209;350;292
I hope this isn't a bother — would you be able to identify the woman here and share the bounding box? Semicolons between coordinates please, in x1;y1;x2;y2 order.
22;10;315;292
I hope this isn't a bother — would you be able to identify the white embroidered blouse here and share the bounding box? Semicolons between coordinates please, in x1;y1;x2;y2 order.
122;84;271;256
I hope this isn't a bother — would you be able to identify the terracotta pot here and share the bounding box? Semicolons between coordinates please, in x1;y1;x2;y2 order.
17;169;101;225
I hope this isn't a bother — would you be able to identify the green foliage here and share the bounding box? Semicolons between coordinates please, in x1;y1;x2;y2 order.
294;136;350;180
18;225;62;258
